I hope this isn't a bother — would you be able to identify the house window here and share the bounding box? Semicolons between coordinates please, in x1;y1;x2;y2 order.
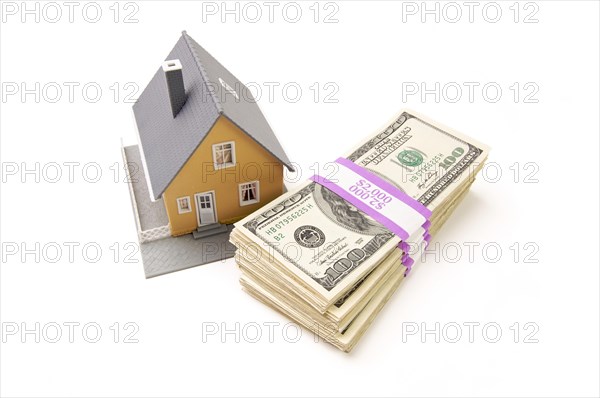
239;181;260;206
212;141;236;169
177;196;192;214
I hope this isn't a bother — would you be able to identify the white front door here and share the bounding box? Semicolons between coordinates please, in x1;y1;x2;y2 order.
195;192;216;226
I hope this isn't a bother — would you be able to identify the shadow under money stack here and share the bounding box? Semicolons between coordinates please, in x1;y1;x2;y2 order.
230;110;490;352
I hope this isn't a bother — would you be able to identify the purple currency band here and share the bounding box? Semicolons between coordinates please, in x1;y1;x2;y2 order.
335;157;432;221
401;237;430;277
399;241;410;252
403;256;415;276
310;157;432;278
424;233;432;245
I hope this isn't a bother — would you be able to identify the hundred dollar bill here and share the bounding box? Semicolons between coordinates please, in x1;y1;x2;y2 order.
233;110;489;311
239;172;479;352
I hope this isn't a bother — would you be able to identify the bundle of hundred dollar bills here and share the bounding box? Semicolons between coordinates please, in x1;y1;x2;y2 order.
230;110;490;352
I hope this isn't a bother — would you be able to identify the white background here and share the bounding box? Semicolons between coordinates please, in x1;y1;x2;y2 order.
1;1;599;397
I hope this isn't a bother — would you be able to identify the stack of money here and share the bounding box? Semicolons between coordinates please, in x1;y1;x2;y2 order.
230;110;490;352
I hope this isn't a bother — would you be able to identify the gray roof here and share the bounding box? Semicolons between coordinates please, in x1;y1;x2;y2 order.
133;31;294;201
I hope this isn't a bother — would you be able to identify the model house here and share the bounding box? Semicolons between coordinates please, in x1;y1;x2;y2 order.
132;31;294;238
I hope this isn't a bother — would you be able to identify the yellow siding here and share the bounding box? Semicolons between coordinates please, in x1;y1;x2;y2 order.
163;115;285;236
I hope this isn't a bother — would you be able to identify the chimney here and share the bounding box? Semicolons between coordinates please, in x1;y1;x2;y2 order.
162;59;186;117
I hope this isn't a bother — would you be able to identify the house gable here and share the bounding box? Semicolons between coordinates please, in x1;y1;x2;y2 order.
162;115;285;236
181;31;294;174
133;31;294;202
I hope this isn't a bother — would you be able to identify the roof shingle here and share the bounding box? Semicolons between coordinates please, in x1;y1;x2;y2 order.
133;31;294;200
